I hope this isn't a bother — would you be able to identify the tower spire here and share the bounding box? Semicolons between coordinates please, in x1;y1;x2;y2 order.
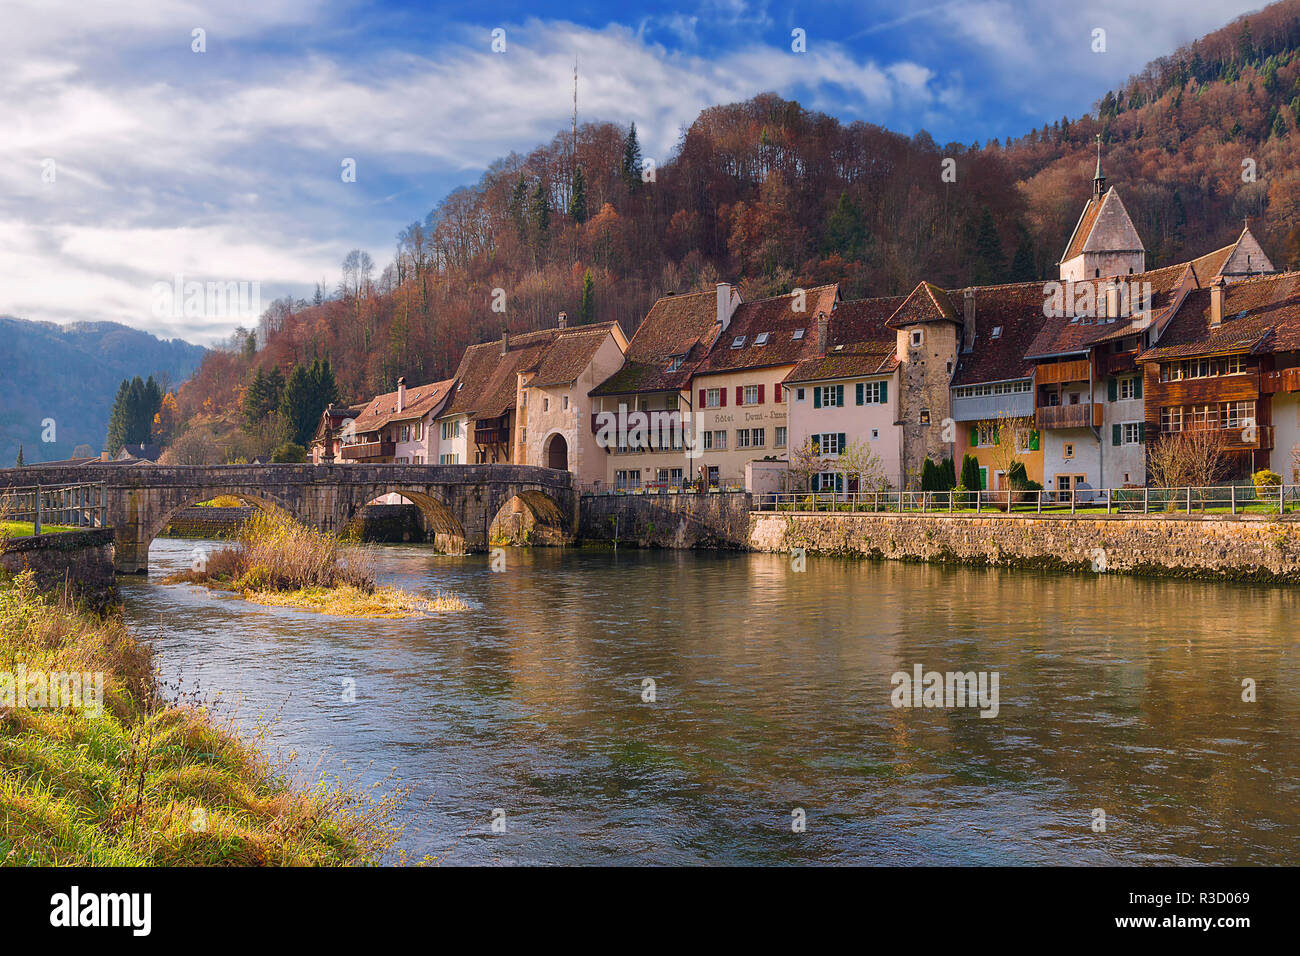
1093;133;1106;200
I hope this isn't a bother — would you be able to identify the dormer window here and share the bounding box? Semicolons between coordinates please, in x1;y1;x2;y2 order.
754;332;770;346
667;354;684;372
792;329;805;340
832;344;844;352
991;326;1002;339
731;335;746;349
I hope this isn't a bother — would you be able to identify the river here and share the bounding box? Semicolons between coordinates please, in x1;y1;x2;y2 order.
121;537;1300;865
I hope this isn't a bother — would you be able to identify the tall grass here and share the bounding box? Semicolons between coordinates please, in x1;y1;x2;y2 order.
177;511;376;593
0;572;401;865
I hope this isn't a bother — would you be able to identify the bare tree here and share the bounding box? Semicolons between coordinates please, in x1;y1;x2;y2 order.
1147;426;1230;489
837;440;889;492
160;427;220;466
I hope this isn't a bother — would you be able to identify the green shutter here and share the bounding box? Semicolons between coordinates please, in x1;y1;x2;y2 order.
811;435;821;455
970;427;979;447
838;433;847;453
980;467;988;490
814;388;821;409
836;385;845;407
1112;424;1121;446
1029;429;1040;451
1107;377;1118;402
856;383;864;405
879;381;888;404
1134;376;1143;399
991;429;999;446
1138;422;1146;442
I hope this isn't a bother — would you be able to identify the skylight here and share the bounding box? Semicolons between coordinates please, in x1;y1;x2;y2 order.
754;332;770;346
731;335;746;349
992;326;1003;339
792;328;805;340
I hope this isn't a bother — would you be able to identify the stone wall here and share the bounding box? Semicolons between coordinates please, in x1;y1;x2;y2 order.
0;529;117;610
163;506;256;538
749;511;1300;582
580;491;753;548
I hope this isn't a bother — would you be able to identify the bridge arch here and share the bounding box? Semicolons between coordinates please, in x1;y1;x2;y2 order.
347;486;468;553
488;488;571;546
138;487;300;568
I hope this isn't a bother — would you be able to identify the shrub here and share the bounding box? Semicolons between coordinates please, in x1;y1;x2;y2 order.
271;442;308;463
1252;469;1282;493
959;454;982;492
920;458;938;491
939;457;957;491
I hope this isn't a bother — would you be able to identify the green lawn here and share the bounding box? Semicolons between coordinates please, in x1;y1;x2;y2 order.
0;521;79;538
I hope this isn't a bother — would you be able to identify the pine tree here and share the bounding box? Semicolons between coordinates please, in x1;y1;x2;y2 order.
508;177;529;240
569;166;589;223
15;445;23;467
1010;224;1037;282
621;122;642;191
105;380;131;457
960;453;982;491
529;180;550;244
971;208;1006;285
823;191;869;259
279;364;316;447
577;270;596;324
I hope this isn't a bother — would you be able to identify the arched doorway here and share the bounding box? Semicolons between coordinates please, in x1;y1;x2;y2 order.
546;433;569;471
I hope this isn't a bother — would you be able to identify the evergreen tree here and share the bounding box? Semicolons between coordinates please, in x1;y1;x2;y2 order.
280;361;338;447
507;177;529;240
529;180;551;244
105;380;131;456
971;208;1005;285
960;453;982;491
920;458;938;491
15;445;23;467
621;122;642;191
569;165;589;223
1010;224;1037;282
940;457;957;491
823;191;869;259
577;270;596;325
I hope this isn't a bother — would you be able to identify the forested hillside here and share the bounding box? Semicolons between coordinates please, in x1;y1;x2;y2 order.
173;0;1300;459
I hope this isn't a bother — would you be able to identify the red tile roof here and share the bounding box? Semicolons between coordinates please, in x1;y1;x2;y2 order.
947;281;1045;386
1140;272;1300;361
525;321;619;387
590;290;720;396
783;295;904;383
351;378;456;434
885;281;960;329
696;284;838;374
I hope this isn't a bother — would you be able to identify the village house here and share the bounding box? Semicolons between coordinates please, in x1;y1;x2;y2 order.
782;295;905;491
309;402;369;463
513;314;628;487
588;286;728;491
339;377;456;464
688;284;839;489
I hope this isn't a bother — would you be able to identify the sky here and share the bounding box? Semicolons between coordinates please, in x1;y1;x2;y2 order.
0;0;1271;344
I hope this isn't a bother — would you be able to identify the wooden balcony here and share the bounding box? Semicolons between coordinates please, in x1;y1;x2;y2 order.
1104;350;1138;375
1035;358;1092;385
1035;402;1103;430
1260;367;1300;394
340;440;395;460
1223;425;1275;452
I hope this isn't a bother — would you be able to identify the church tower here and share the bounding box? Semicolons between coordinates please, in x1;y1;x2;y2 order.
1058;137;1146;281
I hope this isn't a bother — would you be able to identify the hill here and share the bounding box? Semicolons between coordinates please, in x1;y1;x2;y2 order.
172;0;1300;441
0;316;207;466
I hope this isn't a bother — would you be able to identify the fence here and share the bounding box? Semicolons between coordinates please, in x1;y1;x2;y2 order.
0;482;108;535
753;483;1300;516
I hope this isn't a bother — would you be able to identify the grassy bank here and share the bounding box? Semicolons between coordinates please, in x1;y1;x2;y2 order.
0;521;78;538
164;512;466;618
0;572;401;865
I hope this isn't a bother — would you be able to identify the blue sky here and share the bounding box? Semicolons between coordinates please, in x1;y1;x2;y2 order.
0;0;1267;342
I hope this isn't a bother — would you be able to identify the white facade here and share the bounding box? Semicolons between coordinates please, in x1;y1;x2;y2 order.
785;373;902;490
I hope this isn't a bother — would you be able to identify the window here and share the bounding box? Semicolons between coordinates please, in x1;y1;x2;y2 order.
910;329;924;348
796;388;806;401
743;385;759;405
870;428;880;440
519;429;526;445
399;424;411;442
1063;442;1074;459
856;381;888;405
670;468;683;487
736;429;751;449
811;433;845;456
920;409;931;425
775;426;787;448
615;470;641;490
811;472;843;493
1160;356;1250;381
792;328;805;340
440;421;461;440
814;385;844;408
731;335;746;349
707;466;720;485
1121;422;1142;444
563;395;569;410
754;332;770;346
953;380;1031;399
1160;406;1183;433
1118;377;1137;401
991;326;1002;339
439;453;459;464
704;388;722;408
542;397;549;412
414;422;423;441
713;430;727;449
975;424;999;447
667;355;684;372
752;428;765;448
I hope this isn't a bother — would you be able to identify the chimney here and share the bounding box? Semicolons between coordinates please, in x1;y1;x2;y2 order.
397;377;406;412
501;330;509;355
100;450;110;461
1105;282;1120;320
716;282;737;331
557;311;567;329
962;288;976;352
816;311;829;353
1210;277;1226;328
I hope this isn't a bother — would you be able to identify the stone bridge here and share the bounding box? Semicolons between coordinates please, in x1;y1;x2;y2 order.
0;463;576;573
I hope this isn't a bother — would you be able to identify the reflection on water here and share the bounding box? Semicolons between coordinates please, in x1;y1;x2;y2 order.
121;537;1300;865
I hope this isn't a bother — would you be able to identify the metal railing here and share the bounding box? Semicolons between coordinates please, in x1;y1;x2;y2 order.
0;482;108;535
753;483;1300;516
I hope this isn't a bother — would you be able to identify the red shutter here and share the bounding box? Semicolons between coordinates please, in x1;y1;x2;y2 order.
758;384;765;404
774;383;782;402
698;389;705;407
735;386;743;406
720;388;727;407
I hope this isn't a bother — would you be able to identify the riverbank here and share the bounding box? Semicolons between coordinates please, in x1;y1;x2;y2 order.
750;510;1300;582
0;572;400;865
